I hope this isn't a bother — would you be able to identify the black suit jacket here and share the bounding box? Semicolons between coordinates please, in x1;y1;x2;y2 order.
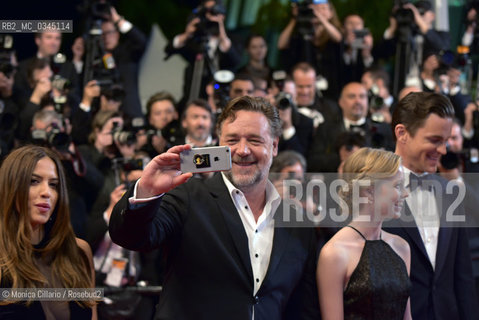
279;108;314;157
307;117;395;173
109;173;320;320
384;174;478;320
111;26;147;118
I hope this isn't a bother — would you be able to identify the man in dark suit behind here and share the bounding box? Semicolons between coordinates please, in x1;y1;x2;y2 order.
307;82;395;173
109;96;320;319
385;92;478;319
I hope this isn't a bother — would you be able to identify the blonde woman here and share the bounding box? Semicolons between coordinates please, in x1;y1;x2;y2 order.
317;147;412;320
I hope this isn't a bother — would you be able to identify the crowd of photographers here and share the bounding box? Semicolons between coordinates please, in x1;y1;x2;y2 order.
1;0;479;318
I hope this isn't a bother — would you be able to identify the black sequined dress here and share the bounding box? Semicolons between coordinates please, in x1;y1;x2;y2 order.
343;225;411;320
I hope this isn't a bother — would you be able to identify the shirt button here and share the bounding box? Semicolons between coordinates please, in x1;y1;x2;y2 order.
427;238;431;243
255;230;258;233
236;191;239;194
256;278;259;283
254;296;259;304
255;254;259;258
245;206;248;210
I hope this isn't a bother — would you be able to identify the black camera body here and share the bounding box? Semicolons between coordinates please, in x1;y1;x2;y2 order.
31;123;72;153
111;121;136;146
294;0;317;38
193;2;226;38
275;92;294;110
440;148;479;170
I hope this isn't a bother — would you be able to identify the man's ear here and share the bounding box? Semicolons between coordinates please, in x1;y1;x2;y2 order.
394;124;408;144
272;137;279;157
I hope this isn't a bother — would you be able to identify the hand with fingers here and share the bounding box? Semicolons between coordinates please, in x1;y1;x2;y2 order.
137;144;194;198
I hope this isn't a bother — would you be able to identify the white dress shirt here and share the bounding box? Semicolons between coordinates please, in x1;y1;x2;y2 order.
404;167;440;269
221;173;281;295
343;117;366;131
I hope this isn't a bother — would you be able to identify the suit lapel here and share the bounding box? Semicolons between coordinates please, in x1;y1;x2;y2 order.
264;204;292;282
433;176;453;277
400;203;431;264
206;174;254;281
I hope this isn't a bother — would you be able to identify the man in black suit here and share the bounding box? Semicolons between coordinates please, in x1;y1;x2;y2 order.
109;96;320;320
385;92;478;319
307;82;394;173
14;31;80;107
99;7;146;119
165;0;241;113
291;62;340;129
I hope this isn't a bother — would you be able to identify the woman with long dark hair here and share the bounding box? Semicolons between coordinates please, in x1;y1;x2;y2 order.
0;145;96;319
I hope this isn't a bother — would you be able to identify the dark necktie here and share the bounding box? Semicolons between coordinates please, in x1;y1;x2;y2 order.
349;123;366;135
409;173;428;191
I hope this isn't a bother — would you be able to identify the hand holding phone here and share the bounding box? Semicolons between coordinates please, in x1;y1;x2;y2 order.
137;144;193;198
180;146;232;173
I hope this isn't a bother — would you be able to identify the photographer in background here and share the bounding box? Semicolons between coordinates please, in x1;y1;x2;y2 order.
439;118;479;177
463;100;479;150
165;0;241;113
462;1;479;53
86;152;162;320
308;82;394;172
341;14;374;86
14;31;80;107
71;80;126;145
0;41;19;157
17;57;75;143
278;0;342;99
30;109;103;238
268;76;314;157
75;4;146;119
139;91;182;159
291;62;340;129
361;66;395;123
382;0;450;89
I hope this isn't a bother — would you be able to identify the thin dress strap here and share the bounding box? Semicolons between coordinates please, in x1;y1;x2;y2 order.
346;225;382;240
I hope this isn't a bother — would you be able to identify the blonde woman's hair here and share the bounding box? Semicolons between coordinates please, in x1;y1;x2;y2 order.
340;147;401;210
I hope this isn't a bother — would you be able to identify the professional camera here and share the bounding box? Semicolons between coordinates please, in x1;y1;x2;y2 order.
212;70;233;112
111;121;136;146
367;86;386;123
292;0;327;38
31;122;71;153
0;35;15;79
275;92;294;110
78;0;112;21
393;0;414;26
440;148;479;170
272;70;287;92
351;28;370;49
101;83;125;102
193;2;226;38
78;0;119;89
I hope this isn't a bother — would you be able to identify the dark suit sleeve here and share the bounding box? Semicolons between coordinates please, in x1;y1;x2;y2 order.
120;26;147;63
109;182;188;251
284;229;321;320
307;123;340;173
279;112;313;157
454;226;479;319
424;29;450;52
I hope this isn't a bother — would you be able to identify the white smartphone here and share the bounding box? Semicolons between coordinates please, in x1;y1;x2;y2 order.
180;146;232;173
